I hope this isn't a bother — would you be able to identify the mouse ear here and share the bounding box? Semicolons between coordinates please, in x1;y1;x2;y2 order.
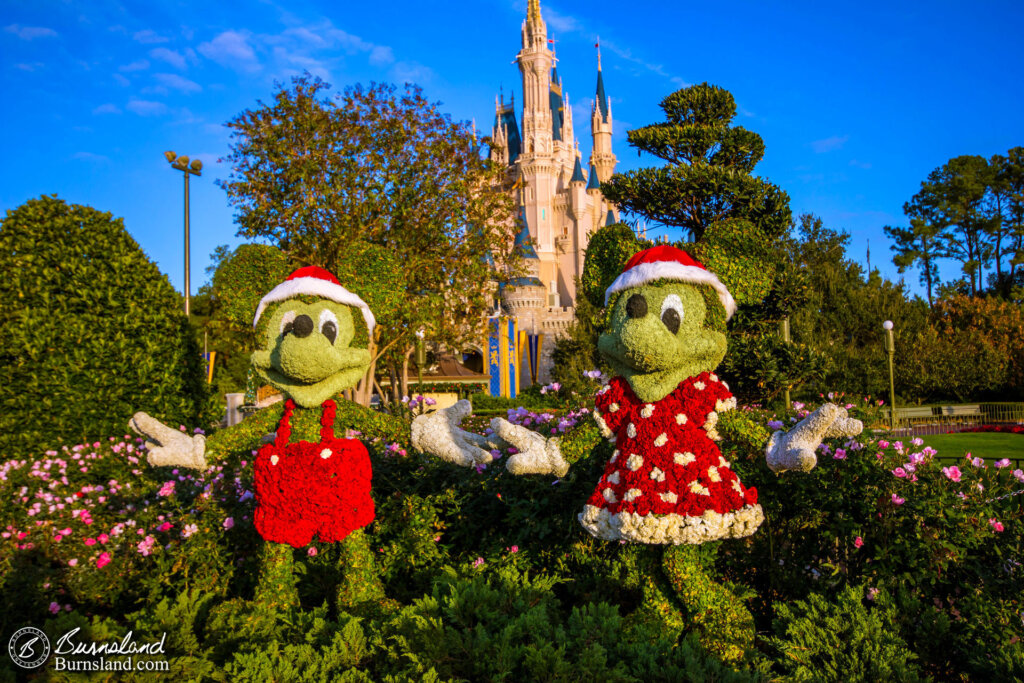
688;218;777;308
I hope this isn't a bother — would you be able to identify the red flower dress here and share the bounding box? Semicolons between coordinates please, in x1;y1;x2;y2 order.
254;399;375;547
578;372;764;545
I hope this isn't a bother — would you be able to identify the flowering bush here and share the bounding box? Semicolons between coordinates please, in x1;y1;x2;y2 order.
0;399;1021;680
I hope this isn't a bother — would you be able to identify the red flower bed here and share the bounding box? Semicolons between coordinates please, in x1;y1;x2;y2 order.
959;424;1024;435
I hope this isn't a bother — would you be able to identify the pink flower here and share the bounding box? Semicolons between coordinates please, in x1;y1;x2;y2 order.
833;448;847;460
307;547;318;557
989;519;1005;532
182;524;198;538
222;517;234;530
157;481;176;497
156;522;173;532
942;466;962;482
867;587;880;601
49;601;60;614
878;440;889;449
891;494;905;505
994;459;1011;469
84;538;96;546
1014;469;1024;483
96;552;111;569
473;557;484;567
892;467;907;478
60;528;72;536
853;536;864;548
510;545;519;553
67;558;78;567
97;533;109;544
137;536;156;556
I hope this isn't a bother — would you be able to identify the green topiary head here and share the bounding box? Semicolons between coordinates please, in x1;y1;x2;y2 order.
598;246;733;403
250;267;374;408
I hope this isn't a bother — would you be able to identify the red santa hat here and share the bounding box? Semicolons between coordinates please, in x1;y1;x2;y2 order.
253;266;376;334
604;245;737;320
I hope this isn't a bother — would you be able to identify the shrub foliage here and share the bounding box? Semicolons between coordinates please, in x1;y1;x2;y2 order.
0;196;211;456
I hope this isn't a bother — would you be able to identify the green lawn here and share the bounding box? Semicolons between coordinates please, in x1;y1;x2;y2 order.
920;433;1024;463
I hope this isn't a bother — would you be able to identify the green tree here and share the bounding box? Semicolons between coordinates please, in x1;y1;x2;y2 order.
883;216;943;307
988;148;1024;297
0;196;212;455
219;76;519;403
601;83;792;242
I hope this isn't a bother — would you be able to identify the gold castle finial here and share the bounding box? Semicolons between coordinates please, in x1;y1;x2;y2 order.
528;0;541;23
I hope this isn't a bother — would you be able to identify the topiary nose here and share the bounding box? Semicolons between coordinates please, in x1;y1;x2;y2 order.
626;294;648;319
292;314;314;338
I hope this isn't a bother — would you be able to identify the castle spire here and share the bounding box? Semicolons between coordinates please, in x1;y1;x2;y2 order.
528;0;542;24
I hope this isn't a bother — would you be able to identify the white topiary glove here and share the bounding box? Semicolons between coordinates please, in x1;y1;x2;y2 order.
491;417;569;478
766;403;863;473
129;412;207;470
411;400;495;467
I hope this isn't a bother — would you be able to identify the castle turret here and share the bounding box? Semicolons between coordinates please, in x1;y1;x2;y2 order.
590;44;617;184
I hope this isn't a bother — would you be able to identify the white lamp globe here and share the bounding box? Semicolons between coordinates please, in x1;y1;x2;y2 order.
882;320;894;331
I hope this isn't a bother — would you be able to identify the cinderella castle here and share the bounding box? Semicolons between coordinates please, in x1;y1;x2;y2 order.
488;0;618;385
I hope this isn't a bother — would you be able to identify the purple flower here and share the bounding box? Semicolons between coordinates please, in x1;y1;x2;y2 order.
767;420;784;430
971;457;985;468
222;517;235;530
994;458;1011;469
1013;469;1024;483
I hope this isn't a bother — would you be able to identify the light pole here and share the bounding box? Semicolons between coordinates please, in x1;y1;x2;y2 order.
415;328;426;410
779;316;791;411
164;151;202;316
883;320;896;430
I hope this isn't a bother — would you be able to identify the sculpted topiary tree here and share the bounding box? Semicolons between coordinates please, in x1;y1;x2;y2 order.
0;195;211;455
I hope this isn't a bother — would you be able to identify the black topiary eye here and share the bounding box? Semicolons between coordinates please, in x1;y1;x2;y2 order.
322;321;337;345
319;309;339;345
660;294;684;334
626;293;648;319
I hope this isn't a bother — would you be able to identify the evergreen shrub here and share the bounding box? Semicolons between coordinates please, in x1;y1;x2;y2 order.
0;195;212;456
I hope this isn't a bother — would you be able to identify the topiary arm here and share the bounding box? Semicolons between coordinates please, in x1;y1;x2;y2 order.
203;402;285;462
499;412;604;477
334;398;409;445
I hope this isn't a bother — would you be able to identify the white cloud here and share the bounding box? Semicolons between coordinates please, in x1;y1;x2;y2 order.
849;159;872;170
93;103;122;114
119;59;150;72
198;30;259;71
369;45;394;66
811;135;849;153
154;72;201;93
133;29;168;44
149;47;187;70
73;151;111;163
543;6;581;34
15;62;44;72
126;99;167;116
113;73;130;86
390;61;434;85
4;24;57;40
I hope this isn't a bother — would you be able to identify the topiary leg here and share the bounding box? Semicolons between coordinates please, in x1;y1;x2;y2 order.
254;541;299;612
335;530;394;617
661;543;755;663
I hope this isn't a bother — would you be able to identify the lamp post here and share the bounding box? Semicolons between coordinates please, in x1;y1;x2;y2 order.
779;316;791;411
164;151;202;316
883;320;896;430
415;329;426;410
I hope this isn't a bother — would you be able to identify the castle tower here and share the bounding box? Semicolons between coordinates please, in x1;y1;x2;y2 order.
489;0;617;386
589;43;617;184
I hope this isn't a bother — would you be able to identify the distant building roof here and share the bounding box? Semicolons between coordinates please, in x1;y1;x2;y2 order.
514;207;538;259
605;209;616;226
570;155;586;184
596;68;609;122
495;104;522;162
587;161;600;190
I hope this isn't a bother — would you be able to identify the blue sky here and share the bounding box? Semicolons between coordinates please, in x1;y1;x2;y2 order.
2;0;1022;299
